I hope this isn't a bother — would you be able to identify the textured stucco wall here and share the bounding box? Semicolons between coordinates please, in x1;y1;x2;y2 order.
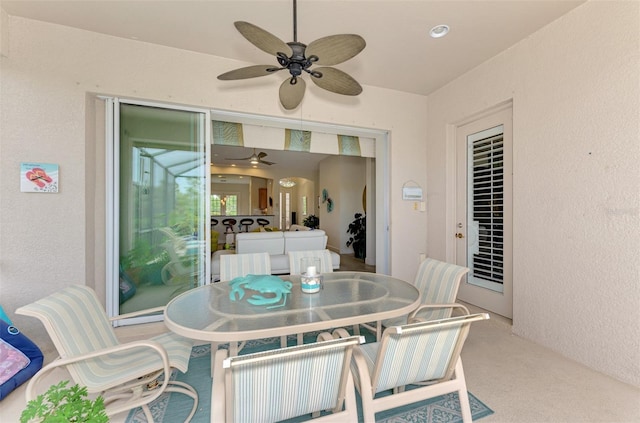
426;1;640;386
0;14;428;352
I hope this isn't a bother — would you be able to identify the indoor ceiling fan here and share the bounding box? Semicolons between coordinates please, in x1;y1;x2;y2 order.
217;0;366;110
226;148;275;166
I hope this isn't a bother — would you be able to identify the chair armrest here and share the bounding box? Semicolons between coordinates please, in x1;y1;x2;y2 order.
25;339;171;401
407;303;470;323
109;306;166;322
316;332;334;342
331;328;352;339
350;343;374;396
211;348;229;422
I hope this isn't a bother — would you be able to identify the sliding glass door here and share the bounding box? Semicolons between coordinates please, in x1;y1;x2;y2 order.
108;100;210;321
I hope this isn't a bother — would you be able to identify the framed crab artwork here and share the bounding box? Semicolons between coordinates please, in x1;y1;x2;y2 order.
20;163;59;193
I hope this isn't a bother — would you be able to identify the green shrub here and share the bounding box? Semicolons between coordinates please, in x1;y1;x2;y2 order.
20;381;108;423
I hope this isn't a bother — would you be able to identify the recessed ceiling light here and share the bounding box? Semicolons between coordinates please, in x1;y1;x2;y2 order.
430;24;449;38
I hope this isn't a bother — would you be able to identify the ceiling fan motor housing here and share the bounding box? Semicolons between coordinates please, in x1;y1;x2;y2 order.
279;42;320;81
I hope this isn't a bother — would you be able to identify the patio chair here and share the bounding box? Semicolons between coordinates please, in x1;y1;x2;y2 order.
334;313;489;423
288;249;334;275
16;285;198;422
357;257;470;340
219;252;271;282
158;226;202;257
159;226;202;291
211;334;363;423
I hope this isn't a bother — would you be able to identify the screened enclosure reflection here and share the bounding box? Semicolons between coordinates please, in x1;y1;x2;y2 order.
118;104;207;314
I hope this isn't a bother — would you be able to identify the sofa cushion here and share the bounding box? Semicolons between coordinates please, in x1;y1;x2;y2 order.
269;254;291;275
236;231;284;255
284;230;327;253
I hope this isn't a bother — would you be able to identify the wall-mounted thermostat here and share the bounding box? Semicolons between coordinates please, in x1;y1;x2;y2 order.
402;186;423;200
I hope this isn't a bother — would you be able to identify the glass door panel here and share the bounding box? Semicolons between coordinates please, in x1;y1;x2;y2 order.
118;103;207;316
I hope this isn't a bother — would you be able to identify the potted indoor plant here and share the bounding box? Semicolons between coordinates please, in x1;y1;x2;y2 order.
346;213;366;260
303;214;320;229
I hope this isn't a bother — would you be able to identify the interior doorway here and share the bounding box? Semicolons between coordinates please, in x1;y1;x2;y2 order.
455;105;513;318
211;110;390;275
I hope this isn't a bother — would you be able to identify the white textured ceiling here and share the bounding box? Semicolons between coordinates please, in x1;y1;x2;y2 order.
2;0;585;170
2;0;585;96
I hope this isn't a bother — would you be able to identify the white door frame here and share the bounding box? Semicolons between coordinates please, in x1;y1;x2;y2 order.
448;101;513;318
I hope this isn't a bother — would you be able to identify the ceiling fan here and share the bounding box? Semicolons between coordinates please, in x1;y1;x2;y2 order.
226;148;275;166
217;0;366;110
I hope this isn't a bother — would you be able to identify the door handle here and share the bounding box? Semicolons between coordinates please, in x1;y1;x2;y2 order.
455;233;464;239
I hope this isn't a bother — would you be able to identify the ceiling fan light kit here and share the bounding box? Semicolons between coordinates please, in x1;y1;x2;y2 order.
217;0;366;110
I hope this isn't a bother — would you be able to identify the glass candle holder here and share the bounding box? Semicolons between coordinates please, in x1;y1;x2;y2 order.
300;257;322;294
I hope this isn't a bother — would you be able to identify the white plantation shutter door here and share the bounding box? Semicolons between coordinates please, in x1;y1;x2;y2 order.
467;125;504;293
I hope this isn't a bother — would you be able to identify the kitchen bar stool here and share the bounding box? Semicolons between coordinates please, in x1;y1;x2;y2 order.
257;218;269;227
222;218;237;232
239;218;254;232
221;218;237;247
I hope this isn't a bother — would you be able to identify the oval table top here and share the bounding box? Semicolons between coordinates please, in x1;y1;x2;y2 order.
164;271;420;343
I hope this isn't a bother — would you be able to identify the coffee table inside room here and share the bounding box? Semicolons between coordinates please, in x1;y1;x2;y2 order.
164;271;420;356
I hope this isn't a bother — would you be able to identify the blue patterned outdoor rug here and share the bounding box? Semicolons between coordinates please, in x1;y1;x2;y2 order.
126;335;493;423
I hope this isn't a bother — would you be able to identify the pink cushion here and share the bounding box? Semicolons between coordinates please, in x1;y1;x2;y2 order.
0;338;30;385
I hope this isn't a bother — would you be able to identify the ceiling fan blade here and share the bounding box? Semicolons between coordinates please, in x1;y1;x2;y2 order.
257;152;268;159
311;67;362;96
306;34;366;66
259;159;275;165
234;21;292;57
279;77;306;110
217;65;281;80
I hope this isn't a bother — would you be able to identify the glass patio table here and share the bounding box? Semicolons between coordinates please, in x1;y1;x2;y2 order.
164;271;420;355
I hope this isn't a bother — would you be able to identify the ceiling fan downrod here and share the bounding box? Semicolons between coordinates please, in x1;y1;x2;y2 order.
293;0;297;42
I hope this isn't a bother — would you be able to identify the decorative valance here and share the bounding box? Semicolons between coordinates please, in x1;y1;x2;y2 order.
284;129;312;152
212;121;374;158
212;121;244;146
337;135;361;156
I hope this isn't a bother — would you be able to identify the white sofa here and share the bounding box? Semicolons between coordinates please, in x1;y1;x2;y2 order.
211;229;340;281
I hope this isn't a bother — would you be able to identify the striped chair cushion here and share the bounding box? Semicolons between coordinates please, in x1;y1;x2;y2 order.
288;249;334;275
381;259;468;329
412;258;468;320
220;252;271;282
370;326;462;393
17;285;120;356
230;345;347;422
68;332;192;391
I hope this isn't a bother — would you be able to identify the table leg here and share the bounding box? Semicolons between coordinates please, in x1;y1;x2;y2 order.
210;342;219;378
229;341;239;356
